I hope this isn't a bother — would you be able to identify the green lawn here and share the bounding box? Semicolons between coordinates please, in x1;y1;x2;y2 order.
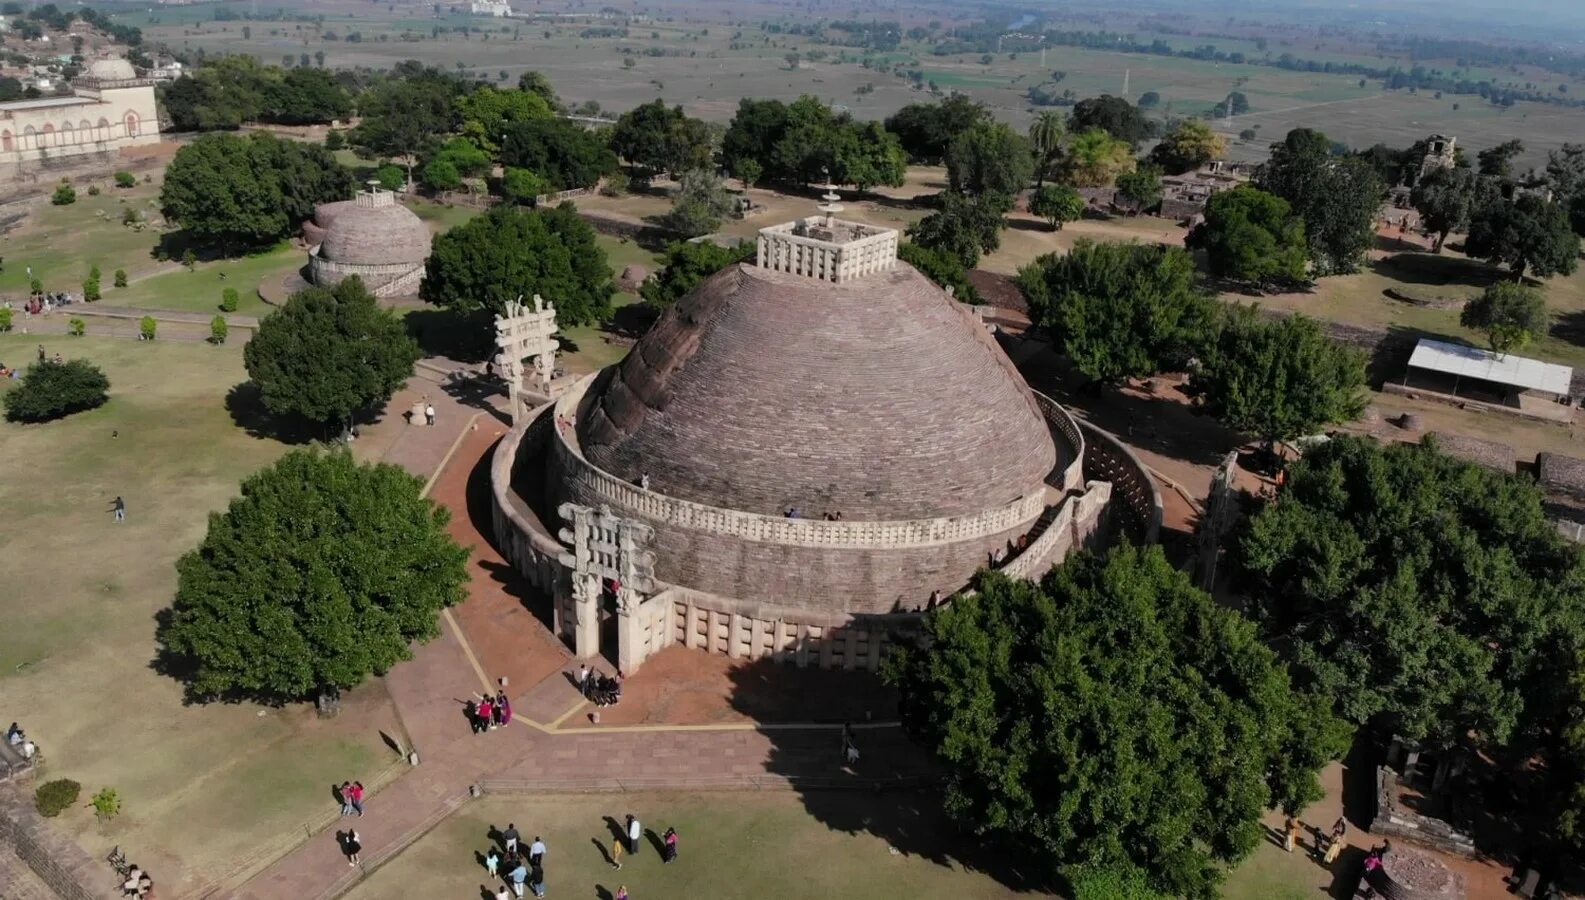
0;183;166;296
0;335;402;896
107;242;300;316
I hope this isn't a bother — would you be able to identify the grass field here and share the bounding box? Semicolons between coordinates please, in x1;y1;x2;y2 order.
0;179;167;298
0;335;403;896
111;241;299;316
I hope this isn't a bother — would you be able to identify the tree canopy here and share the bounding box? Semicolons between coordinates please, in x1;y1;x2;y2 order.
243;277;419;431
1069;94;1153;146
659;168;734;238
1461;281;1548;353
160;132;354;251
1465;194;1580;280
3;358;109;423
722;96;905;191
946;120;1033;198
1114;165;1164;213
1410;165;1484;253
896;241;981;303
882;94;991;163
1150;119;1226;174
499;117;619;191
1188;185;1309;288
640;240;754;309
886;547;1345;899
1190;309;1366;445
1237;435;1585;748
421;203;614;325
160;56;353;130
1018;239;1217;383
610;99;715;177
907;192;1009;268
1029;184;1084;231
1063;128;1135;188
160;449;469;703
1256;128;1384;275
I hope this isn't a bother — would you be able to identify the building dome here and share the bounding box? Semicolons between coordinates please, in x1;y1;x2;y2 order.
317;194;430;266
577;260;1057;520
86;58;137;81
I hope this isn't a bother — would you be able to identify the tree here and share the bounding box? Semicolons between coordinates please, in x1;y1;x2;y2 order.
946;121;1033;198
351;71;465;182
1062;128;1135;188
1544;143;1585;204
1150;119;1226;174
896;242;980;302
1256;128;1384;275
456;85;552;151
422;203;614;325
82;278;101;302
517;70;559;108
113;170;136;189
1191;309;1366;446
373;164;406;192
640;240;754;309
500;167;548;205
1461;281;1548;353
264;67;352;125
220;287;240;312
4;358;110;423
1069;94;1151;146
659;168;734;238
1410;165;1481;253
1187;185;1309;288
161;133;354;251
210;315;228;345
722;98;790;178
1018;240;1218;383
886;547;1345;899
883;94;991;164
159;449;470;703
609;99;713;177
1236;435;1585;749
1028;184;1083;231
421;156;462;192
1114;165;1164;213
1466;194;1580;279
1027;110;1067;186
499;118;618;190
907;192;1009;268
113;269;128;289
244;278;419;432
831;121;907;193
734;158;763;189
51;182;75;205
1478;139;1525;180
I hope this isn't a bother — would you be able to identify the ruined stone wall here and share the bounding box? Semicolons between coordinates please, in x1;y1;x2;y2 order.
0;789;116;900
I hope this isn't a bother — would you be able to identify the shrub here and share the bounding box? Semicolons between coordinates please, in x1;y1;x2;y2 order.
324;130;345;151
373;164;406;192
0;307;11;331
4;358;109;422
210;315;228;344
121;207;142;227
90;787;121;823
220;287;240;312
89;265;101;282
87;184;101;196
68;317;85;336
82;278;101;302
51;181;76;205
34;779;81;817
29;277;42;295
140;316;157;341
114;170;136;188
599;169;629;197
182;249;197;271
113;268;128;288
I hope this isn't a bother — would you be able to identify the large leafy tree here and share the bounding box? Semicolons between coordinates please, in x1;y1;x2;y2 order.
1256;128;1385;275
722;98;790;178
244;277;419;432
160;132;354;251
1465;193;1580;280
1018;239;1218;383
352;70;466;182
609;99;714;177
263;67;352;125
659;168;734;238
499;118;618;190
1190;309;1366;446
1069;94;1152;145
1150;119;1226;174
1461;281;1548;353
1062;128;1135;188
1114;164;1164;213
946;120;1033;198
640;240;754;309
906;192;1009;268
160;450;470;703
1410;165;1483;253
456;85;553;152
422;202;614;325
831;121;907;193
897;242;980;303
887;547;1345;899
3;358;109;423
1478;139;1525;180
883;94;991;163
1237;435;1585;748
1188;184;1309;288
1028;184;1083;231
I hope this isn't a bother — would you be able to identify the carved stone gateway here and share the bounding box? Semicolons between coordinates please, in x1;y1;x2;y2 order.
556;502;657;670
494;294;559;423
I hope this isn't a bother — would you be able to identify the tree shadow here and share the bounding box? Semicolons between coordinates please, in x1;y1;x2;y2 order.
1328;846;1366;900
224;382;318;444
466;440;555;630
1553;310;1585;347
1362;324;1464;387
435;369;511;426
1372;252;1503;289
1006;217;1056;233
406;307;495;364
607;303;657;340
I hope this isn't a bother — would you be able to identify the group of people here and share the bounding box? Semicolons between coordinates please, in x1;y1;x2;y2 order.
5;721;37;760
488;823;547;898
337;781;366;817
1284;815;1352;867
467;688;514;733
119;861;155;897
15;291;79;316
576;664;623;708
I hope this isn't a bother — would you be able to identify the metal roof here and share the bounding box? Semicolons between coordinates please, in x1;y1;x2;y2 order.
1408;338;1573;395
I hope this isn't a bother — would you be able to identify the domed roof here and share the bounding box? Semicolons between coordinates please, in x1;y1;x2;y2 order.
577;261;1057;520
86;58;137;81
317;195;430;267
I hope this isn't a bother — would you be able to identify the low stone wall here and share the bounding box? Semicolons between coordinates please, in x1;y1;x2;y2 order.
1000;481;1111;581
1077;420;1163;543
489;402;568;596
1034;391;1085;493
0;788;116;900
1372;767;1478;858
667;587;896;670
308;252;423;296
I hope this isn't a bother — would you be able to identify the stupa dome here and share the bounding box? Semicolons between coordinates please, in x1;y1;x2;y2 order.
316;194;430;266
577;260;1057;520
85;58;137;81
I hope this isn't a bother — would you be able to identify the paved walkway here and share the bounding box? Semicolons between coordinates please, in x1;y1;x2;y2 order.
227;379;933;900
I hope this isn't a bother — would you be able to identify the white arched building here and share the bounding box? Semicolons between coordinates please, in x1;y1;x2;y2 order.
0;59;161;167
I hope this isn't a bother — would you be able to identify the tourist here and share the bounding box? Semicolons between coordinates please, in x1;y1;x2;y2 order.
1283;816;1301;853
640;473;650;490
610;832;624;870
338;781;354;816
477;696;495;732
626;814;641;856
466;699;483;734
578;664;591;698
425;402;437;427
349;781;365;817
485;847;500;878
502;822;521;854
528;836;546;867
342;829;362;866
615;886;628;900
36;344;44;362
529;862;545;898
494;886;511;900
498;692;513;726
1323;816;1346;865
509;861;528;898
113;496;126;523
493;691;507;728
5;722;21;745
662;827;677;863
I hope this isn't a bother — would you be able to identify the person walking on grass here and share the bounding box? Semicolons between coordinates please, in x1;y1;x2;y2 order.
494;885;511;900
528;837;545;867
529;863;545;898
626;814;641;856
502;823;520;855
485;846;500;879
113;496;126;523
338;781;354;816
610;832;624;870
662;827;677;863
509;861;528;898
615;886;628;900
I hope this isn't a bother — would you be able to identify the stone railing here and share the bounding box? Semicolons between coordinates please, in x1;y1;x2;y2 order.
489;403;569;594
756;220;898;283
1033;391;1085;493
308;253;424;295
553;377;1045;549
999;480;1111;581
0;789;115;900
1077;420;1163;544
